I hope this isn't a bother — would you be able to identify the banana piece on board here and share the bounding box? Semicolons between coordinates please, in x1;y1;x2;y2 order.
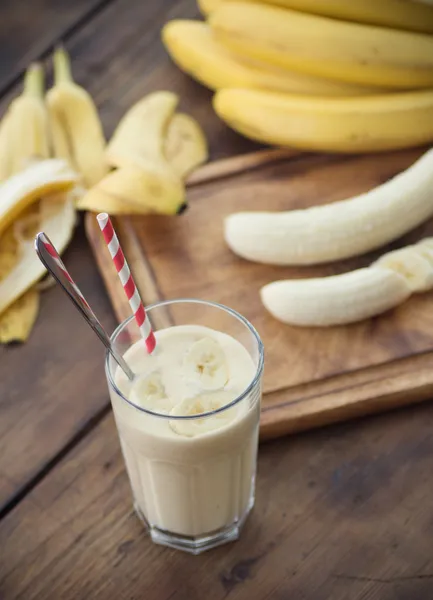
373;247;433;292
162;20;386;96
0;159;77;237
260;267;412;327
183;337;229;390
164;112;208;179
130;372;173;413
210;2;433;88
169;391;239;437
106;91;178;172
224;147;433;266
46;47;107;187
0;288;40;343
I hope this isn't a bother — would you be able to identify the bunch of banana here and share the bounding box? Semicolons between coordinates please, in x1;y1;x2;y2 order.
260;238;433;327
77;91;208;215
162;0;433;152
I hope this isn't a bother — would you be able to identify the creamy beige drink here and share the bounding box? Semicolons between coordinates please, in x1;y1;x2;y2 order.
109;324;260;541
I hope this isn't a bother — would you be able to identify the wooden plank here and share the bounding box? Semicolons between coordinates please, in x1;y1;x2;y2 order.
1;402;433;599
86;146;433;438
0;0;114;96
0;223;116;513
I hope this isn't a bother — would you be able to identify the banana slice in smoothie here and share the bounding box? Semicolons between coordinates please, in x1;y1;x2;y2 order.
169;390;239;437
130;372;173;413
183;337;229;390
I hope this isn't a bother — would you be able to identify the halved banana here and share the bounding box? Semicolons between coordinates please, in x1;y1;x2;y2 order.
169;390;238;437
129;371;173;413
260;267;411;327
373;247;433;292
183;337;229;390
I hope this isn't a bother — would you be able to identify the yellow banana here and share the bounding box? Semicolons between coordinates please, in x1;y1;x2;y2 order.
201;0;433;33
210;1;433;88
162;20;389;96
214;88;433;152
8;63;49;174
198;0;222;15
46;47;107;187
0;112;11;181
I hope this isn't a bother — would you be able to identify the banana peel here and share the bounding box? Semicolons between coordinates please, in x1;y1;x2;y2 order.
47;47;107;187
77;165;185;215
0;111;11;182
8;63;50;175
0;192;76;315
164;113;208;179
106;91;178;171
76;187;152;215
0;159;77;237
0;288;40;343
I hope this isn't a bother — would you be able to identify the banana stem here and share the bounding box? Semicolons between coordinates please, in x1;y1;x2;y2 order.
53;46;73;85
23;63;44;98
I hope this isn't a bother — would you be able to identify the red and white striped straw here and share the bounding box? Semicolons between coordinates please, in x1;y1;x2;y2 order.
41;235;91;310
97;213;156;354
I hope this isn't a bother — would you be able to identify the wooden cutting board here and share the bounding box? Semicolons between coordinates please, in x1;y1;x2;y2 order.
85;146;433;440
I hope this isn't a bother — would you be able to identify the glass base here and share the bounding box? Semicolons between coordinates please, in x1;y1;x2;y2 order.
134;497;254;555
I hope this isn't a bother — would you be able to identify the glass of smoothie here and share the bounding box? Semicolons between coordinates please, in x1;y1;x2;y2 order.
105;298;264;554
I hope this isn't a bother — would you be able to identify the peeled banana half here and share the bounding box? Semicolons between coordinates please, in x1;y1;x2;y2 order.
225;147;433;266
261;240;433;327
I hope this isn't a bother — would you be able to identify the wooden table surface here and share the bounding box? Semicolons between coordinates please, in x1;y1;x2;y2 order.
1;2;433;599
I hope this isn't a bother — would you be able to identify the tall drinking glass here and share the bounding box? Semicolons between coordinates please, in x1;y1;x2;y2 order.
105;299;264;554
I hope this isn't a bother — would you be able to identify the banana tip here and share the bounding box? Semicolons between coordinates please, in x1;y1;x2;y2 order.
177;202;188;215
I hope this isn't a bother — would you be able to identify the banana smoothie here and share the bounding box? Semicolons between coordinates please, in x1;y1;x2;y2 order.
109;324;261;545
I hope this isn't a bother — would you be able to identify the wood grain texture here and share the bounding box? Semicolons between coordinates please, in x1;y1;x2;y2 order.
1;403;433;599
0;224;116;513
0;0;113;95
86;146;433;438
